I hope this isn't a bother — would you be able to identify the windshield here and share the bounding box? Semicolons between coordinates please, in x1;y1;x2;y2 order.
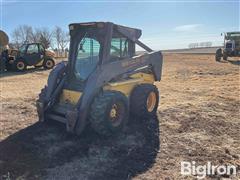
19;44;27;53
225;32;240;41
74;35;101;80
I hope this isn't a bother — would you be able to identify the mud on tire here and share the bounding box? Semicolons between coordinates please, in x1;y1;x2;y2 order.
89;91;129;136
130;84;159;118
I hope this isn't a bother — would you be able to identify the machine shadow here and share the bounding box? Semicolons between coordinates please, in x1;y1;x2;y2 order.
0;115;160;179
0;67;46;78
228;59;240;66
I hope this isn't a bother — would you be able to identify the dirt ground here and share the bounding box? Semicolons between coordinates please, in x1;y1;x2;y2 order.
0;54;239;180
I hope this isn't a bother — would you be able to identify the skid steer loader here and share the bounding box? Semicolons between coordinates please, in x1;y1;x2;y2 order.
37;22;163;136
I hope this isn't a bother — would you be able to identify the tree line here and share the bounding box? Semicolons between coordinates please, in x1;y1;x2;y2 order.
188;42;213;49
10;25;70;55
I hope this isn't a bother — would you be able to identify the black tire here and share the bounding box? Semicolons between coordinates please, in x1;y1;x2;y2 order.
215;49;222;62
223;54;228;61
89;91;129;136
0;58;6;73
43;59;55;69
130;84;159;118
37;86;49;123
38;86;47;102
14;60;26;71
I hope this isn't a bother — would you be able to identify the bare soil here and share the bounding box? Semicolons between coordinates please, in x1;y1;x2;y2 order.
0;54;239;180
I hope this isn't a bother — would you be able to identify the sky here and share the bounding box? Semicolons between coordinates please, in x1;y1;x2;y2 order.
1;0;240;50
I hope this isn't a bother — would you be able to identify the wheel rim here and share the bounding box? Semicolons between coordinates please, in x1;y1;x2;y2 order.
147;91;157;112
109;103;125;127
17;62;25;70
46;60;53;68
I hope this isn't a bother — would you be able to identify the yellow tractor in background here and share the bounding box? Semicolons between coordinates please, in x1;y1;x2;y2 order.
8;43;55;71
0;29;55;72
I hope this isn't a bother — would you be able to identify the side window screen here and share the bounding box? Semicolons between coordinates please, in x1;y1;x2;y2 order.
27;44;39;54
75;38;100;80
110;38;129;60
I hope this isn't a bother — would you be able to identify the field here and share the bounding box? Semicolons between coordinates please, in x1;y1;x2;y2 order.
0;54;239;179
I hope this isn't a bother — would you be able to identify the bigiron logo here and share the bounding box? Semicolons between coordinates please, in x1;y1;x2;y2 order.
181;161;238;179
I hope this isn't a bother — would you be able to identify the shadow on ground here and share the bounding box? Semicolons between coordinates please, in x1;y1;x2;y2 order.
0;68;46;78
228;59;240;66
0;115;160;180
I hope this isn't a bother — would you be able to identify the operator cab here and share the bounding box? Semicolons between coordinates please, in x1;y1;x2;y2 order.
66;22;141;89
17;43;45;65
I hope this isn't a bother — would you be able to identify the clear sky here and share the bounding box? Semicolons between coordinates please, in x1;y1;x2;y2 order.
1;0;239;50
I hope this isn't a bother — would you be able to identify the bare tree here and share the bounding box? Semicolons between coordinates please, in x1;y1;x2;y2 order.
11;25;68;53
54;26;61;50
30;28;41;43
11;25;34;48
38;28;52;49
59;31;69;52
53;26;69;54
11;25;53;49
11;28;21;49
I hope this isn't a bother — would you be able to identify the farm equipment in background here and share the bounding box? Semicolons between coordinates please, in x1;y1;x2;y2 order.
7;43;56;71
0;30;10;72
0;29;55;72
37;22;163;136
216;31;240;61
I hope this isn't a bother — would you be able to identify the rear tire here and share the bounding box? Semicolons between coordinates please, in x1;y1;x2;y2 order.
130;84;159;118
89;91;129;136
43;59;55;69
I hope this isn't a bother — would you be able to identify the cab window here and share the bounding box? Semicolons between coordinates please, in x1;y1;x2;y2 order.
75;38;100;80
110;38;129;61
27;44;39;54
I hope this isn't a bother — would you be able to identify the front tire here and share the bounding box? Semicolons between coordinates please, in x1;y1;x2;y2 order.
43;59;55;69
215;49;222;62
37;86;48;123
130;84;159;118
89;91;129;136
15;60;26;71
223;54;228;61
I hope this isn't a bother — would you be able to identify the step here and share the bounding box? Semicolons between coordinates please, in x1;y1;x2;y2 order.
52;103;74;115
46;113;66;123
52;105;67;115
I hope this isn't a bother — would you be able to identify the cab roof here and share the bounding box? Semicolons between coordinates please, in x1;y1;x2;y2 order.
69;22;142;41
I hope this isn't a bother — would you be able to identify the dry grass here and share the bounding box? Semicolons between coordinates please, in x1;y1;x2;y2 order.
0;54;239;179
